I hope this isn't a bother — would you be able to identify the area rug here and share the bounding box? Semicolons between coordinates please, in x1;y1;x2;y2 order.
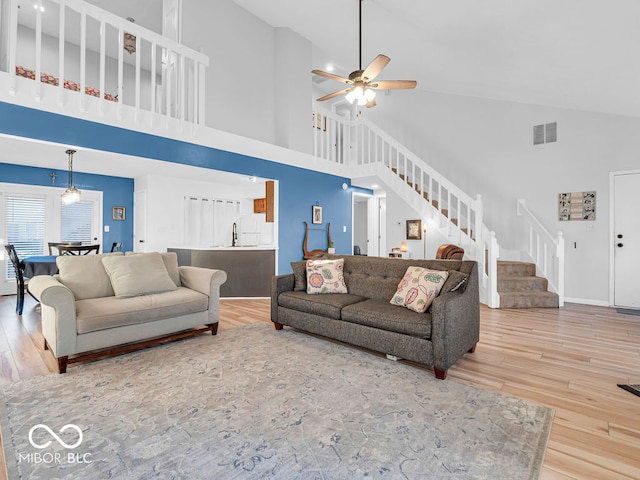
1;323;553;479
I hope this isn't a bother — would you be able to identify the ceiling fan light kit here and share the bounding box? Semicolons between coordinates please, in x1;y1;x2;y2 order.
312;0;416;108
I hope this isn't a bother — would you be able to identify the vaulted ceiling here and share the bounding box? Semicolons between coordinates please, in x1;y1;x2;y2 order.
77;0;640;118
232;0;640;118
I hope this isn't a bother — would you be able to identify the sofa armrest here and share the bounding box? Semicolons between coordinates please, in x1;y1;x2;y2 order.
271;274;295;323
179;266;227;325
28;275;78;357
430;262;480;371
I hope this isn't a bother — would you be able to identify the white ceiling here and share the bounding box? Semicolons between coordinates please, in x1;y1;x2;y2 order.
5;0;640;182
233;0;640;118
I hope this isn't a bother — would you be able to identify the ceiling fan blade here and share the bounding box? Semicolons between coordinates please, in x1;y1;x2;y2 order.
365;99;377;108
370;80;417;90
361;54;390;82
316;88;352;102
311;69;352;84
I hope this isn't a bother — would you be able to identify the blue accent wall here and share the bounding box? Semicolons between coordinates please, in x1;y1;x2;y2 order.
0;162;134;252
0;101;371;273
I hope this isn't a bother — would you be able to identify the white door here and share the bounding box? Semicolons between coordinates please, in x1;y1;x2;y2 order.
613;172;640;308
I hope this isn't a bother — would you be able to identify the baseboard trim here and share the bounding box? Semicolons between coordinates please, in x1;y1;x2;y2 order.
564;297;610;307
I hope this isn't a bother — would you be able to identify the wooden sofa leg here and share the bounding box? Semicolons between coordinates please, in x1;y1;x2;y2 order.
468;344;477;353
44;339;49;350
273;322;283;330
209;323;219;335
57;356;68;374
434;368;447;380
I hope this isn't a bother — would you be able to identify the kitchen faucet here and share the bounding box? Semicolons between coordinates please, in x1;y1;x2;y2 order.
232;222;238;247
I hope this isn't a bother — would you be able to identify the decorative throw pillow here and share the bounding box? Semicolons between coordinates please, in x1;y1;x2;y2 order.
390;266;449;313
306;258;348;294
442;270;469;293
101;252;177;298
291;261;307;291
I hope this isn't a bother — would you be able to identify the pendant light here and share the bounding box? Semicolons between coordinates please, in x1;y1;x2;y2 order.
61;149;81;205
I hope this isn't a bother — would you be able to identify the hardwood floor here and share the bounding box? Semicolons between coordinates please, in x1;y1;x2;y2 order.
0;295;639;479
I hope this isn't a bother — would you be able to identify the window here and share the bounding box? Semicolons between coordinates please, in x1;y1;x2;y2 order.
4;195;46;278
1;183;102;294
61;201;94;244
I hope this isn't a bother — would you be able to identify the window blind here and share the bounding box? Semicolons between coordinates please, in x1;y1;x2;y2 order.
61;201;94;244
5;195;46;278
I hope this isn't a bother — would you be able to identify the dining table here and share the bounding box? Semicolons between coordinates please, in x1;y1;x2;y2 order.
22;255;58;278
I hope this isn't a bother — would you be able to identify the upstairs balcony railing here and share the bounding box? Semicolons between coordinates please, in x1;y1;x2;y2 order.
1;0;209;126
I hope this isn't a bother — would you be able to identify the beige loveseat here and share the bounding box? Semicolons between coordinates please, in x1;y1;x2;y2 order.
28;251;227;373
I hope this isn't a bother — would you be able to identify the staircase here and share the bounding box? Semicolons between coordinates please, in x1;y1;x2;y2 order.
311;107;564;309
497;261;559;308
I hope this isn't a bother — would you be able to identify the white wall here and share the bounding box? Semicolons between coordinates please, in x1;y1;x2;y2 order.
181;0;276;144
274;27;313;154
367;90;640;303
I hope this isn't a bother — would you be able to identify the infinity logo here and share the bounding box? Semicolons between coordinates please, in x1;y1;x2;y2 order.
28;424;83;449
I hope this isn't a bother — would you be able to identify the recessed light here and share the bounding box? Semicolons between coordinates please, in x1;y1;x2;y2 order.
371;184;379;189
33;4;45;12
326;64;334;72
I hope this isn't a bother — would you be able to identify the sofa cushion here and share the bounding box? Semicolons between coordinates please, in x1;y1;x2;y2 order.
127;251;181;287
306;258;348;294
75;287;209;334
278;291;366;320
101;252;177;298
390;267;449;313
56;252;123;300
291;261;306;291
342;299;432;339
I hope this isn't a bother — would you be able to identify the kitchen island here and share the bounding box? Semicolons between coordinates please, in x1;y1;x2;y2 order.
168;246;276;298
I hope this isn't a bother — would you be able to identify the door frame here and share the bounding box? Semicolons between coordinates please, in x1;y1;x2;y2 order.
609;168;640;307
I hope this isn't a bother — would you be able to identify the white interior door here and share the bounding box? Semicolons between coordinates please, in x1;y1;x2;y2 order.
613;172;640;309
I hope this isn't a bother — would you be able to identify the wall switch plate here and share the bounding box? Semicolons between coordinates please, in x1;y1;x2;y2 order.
343;225;347;232
104;225;110;232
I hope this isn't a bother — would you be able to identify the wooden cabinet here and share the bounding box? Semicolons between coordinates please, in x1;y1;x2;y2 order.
265;180;274;223
253;198;266;213
254;180;275;222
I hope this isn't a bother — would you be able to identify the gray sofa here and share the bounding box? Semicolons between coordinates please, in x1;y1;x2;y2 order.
271;255;479;379
28;251;227;373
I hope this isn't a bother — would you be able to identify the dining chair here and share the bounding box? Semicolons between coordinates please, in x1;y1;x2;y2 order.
48;241;81;255
110;242;123;252
58;244;101;255
435;244;465;260
4;244;37;315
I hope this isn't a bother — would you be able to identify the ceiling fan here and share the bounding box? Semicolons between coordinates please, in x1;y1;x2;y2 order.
312;0;417;108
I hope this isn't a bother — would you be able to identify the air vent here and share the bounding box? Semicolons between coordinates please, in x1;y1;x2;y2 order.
533;122;557;145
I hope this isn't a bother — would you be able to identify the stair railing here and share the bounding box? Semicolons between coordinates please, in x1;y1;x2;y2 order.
312;106;503;306
2;0;209;125
516;199;565;306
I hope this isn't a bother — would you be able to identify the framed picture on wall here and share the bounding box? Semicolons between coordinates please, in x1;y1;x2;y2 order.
112;206;126;221
406;219;422;240
312;205;323;224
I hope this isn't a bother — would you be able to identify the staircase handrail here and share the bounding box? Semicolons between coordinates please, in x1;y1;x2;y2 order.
311;106;503;307
4;0;209;125
516;199;565;305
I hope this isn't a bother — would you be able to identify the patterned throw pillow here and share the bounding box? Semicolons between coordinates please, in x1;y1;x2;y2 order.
306;258;348;294
390;266;449;313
